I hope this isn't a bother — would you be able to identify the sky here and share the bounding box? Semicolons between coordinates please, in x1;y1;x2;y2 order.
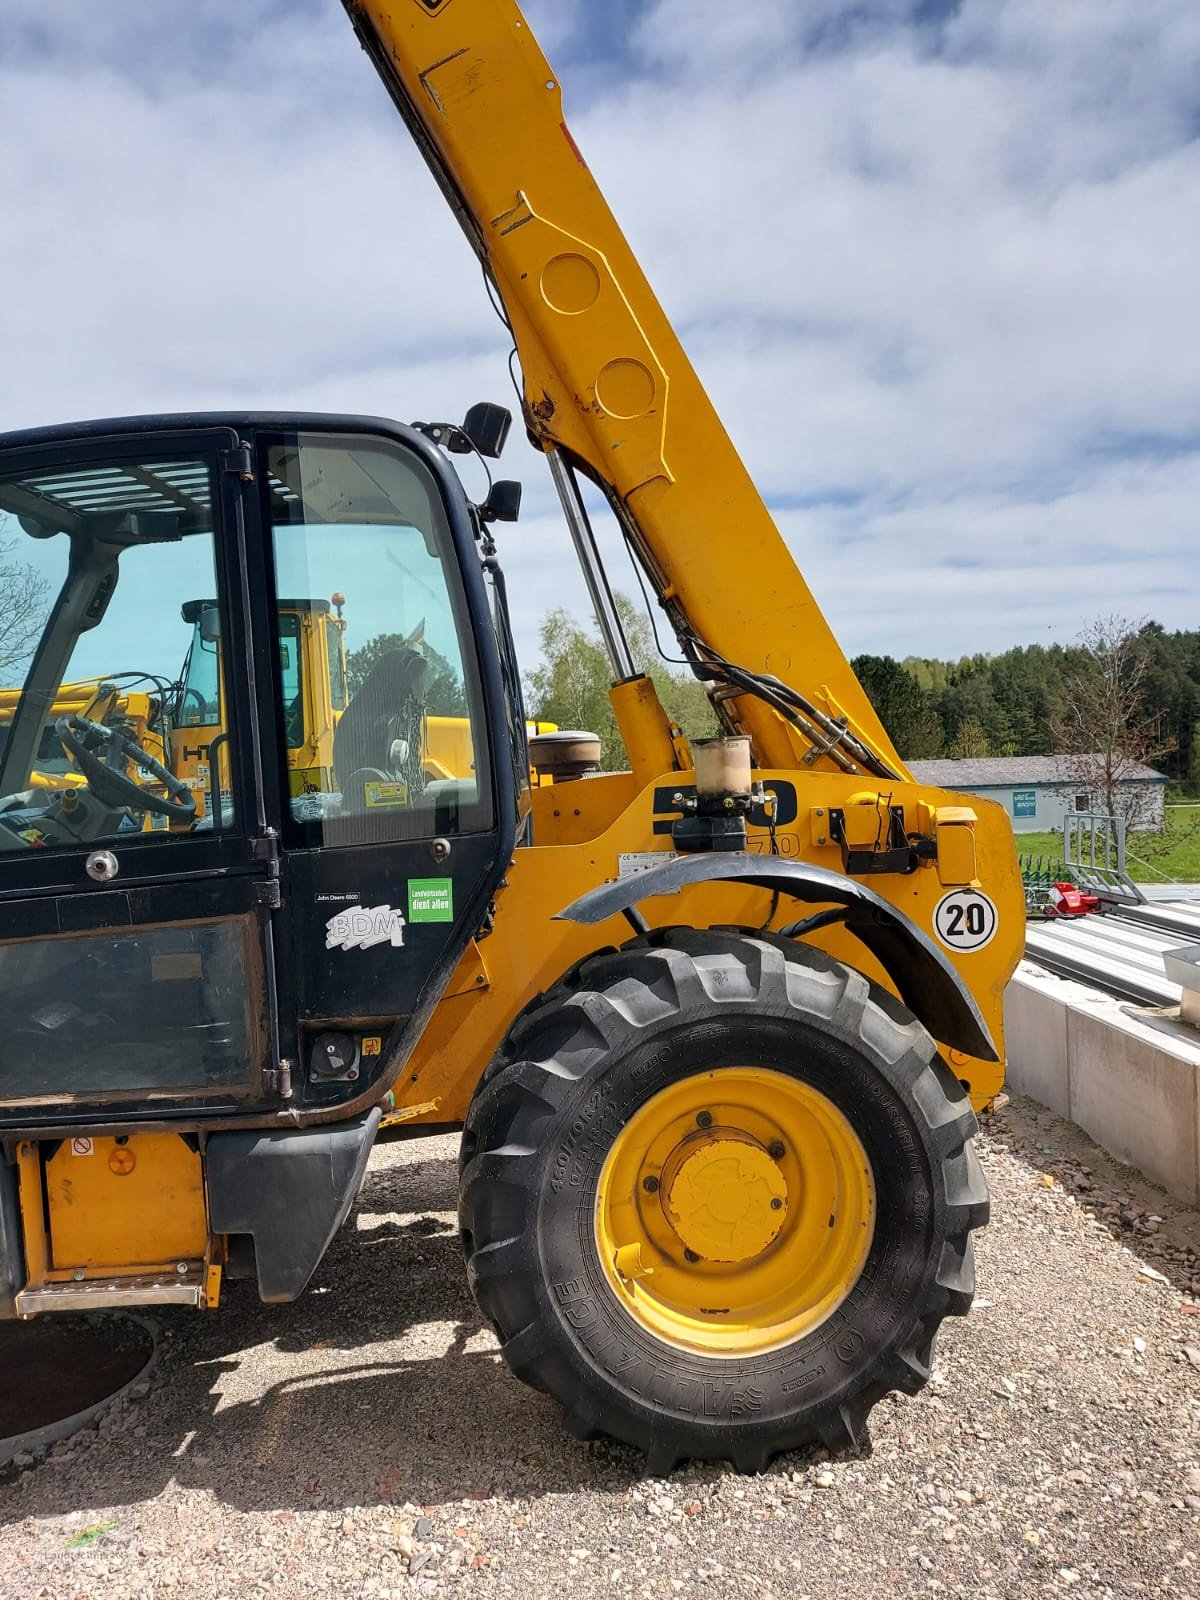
0;0;1197;676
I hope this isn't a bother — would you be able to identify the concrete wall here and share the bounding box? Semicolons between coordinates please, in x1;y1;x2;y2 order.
976;782;1166;835
1004;963;1200;1205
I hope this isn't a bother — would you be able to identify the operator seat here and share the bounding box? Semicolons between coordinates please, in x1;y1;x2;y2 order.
332;647;427;801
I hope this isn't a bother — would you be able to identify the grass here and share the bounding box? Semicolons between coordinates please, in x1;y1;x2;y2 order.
1016;806;1200;883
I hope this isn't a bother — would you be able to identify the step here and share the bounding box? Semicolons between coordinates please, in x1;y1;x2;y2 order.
15;1272;205;1315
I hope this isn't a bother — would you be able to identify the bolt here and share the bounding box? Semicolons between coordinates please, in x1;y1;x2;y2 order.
684;1248;701;1263
696;1110;713;1129
177;1262;189;1275
642;1175;659;1193
770;1197;784;1211
768;1140;785;1160
73;1269;85;1282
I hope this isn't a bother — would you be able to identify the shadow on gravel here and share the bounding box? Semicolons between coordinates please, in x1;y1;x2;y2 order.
991;1097;1200;1301
0;1153;683;1523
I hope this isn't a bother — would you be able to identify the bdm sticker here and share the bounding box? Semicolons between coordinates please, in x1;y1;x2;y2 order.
325;904;406;951
408;877;454;924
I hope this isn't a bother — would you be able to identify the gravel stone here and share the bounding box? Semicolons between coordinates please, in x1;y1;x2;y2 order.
2;1093;1198;1599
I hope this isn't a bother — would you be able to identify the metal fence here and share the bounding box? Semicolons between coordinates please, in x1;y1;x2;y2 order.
1019;812;1145;912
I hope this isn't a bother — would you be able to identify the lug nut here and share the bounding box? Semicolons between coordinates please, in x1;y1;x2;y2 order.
642;1175;659;1193
696;1110;713;1129
770;1197;784;1211
684;1248;701;1263
768;1140;785;1160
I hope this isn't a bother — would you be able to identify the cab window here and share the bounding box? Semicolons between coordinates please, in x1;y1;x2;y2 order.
0;455;234;851
265;431;491;844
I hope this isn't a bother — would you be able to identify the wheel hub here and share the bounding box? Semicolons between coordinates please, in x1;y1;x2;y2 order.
661;1131;787;1263
594;1066;876;1356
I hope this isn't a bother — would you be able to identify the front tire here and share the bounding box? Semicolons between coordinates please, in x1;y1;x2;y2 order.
458;929;987;1473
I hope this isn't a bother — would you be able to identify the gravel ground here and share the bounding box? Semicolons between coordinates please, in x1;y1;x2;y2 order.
2;1092;1198;1600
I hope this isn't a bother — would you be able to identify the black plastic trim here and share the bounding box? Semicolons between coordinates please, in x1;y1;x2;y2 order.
0;1149;24;1321
206;1107;380;1302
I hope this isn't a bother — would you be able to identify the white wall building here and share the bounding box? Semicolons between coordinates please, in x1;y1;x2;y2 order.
906;755;1168;834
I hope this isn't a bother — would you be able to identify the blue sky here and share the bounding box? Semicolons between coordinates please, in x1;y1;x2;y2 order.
0;0;1197;674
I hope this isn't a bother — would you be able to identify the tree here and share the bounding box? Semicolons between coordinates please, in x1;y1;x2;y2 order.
1054;615;1172;828
945;718;991;760
1138;622;1200;784
0;536;50;678
526;593;717;770
346;632;467;716
850;654;942;758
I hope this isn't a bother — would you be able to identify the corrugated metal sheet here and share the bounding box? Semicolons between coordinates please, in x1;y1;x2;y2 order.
1023;900;1200;1008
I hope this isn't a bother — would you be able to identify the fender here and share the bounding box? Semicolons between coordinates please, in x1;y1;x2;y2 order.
0;1149;23;1320
207;1108;380;1302
555;855;998;1062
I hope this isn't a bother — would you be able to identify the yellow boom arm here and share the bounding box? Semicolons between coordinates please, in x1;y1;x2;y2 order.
343;0;904;777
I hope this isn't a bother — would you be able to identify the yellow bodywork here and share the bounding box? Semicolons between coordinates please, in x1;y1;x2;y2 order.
393;765;1020;1128
16;1134;215;1307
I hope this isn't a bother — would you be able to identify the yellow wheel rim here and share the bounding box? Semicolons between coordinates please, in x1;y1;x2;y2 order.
594;1067;876;1356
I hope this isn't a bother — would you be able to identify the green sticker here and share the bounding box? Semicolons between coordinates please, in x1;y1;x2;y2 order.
408;877;454;923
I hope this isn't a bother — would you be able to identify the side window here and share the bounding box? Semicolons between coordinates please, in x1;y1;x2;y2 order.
265;431;492;844
0;456;235;851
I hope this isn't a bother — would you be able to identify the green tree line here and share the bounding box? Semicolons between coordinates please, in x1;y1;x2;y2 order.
852;621;1198;779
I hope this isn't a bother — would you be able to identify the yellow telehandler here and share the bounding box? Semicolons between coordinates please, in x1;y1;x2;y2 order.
0;0;1023;1471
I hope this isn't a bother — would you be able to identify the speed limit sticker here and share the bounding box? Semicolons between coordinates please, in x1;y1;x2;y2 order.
933;888;998;953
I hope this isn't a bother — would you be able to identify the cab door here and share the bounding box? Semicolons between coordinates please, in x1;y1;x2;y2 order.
0;426;278;1125
251;422;516;1112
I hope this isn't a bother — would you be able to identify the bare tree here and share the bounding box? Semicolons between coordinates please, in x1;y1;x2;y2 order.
1055;615;1172;828
0;536;51;680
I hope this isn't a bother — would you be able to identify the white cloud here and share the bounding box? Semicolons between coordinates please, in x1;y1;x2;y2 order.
0;0;1195;674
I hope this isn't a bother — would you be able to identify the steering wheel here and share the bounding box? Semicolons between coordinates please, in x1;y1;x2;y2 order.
56;715;197;824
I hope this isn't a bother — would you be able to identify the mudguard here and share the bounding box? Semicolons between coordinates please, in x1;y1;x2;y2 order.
207;1108;381;1302
556;854;998;1062
0;1150;23;1321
